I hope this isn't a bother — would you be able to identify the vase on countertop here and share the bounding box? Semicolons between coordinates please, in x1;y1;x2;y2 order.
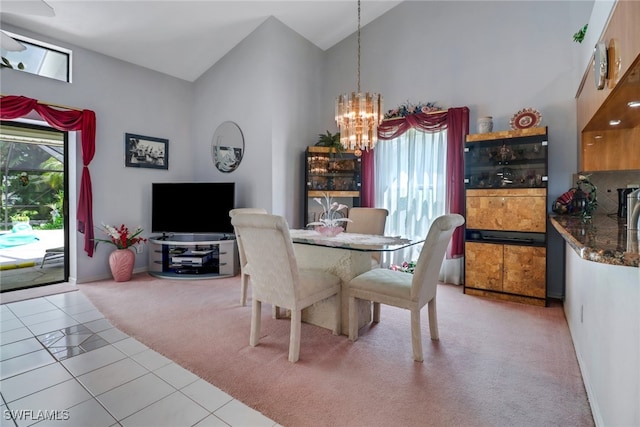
109;248;135;282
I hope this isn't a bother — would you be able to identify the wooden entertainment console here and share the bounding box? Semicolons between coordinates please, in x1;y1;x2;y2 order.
148;234;239;279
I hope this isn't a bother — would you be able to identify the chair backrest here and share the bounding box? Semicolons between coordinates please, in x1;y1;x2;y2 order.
346;207;389;264
229;208;268;268
230;213;300;307
346;207;389;235
411;214;465;304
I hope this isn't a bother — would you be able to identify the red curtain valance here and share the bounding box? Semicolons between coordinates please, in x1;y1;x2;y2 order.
0;95;97;257
378;110;448;140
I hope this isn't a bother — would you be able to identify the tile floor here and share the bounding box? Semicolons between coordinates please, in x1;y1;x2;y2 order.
0;291;278;427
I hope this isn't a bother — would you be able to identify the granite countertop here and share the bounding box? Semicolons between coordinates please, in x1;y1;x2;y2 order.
549;214;639;268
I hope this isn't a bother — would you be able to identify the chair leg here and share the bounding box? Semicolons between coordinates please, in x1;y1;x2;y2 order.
373;302;381;323
348;295;358;342
240;273;249;306
289;309;302;362
411;308;424;362
428;298;439;340
332;291;341;336
250;299;261;347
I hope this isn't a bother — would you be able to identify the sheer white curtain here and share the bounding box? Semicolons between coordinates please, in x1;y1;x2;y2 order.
374;128;447;268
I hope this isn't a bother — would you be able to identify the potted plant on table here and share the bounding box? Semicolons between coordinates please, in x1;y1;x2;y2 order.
94;223;146;282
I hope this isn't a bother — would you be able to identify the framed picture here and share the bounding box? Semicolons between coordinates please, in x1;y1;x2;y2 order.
125;133;168;170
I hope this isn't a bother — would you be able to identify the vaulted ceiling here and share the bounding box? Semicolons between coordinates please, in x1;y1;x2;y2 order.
1;0;403;82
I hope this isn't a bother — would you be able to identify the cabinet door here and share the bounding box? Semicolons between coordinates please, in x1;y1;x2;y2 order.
582;128;640;172
503;245;546;298
466;197;505;230
465;242;503;291
466;192;546;232
504;196;547;232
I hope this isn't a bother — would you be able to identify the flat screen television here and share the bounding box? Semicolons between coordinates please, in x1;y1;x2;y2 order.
152;182;235;235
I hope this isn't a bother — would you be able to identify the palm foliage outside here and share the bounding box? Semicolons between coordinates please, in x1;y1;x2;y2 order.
0;141;64;230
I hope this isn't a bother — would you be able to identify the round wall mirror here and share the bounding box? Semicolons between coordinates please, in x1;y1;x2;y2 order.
212;121;244;173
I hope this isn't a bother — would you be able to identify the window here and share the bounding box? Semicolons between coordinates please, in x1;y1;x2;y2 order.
374;128;448;265
1;31;72;82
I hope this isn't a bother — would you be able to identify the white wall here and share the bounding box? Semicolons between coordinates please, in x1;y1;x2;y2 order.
190;20;274;213
1;24;193;283
564;247;640;426
191;17;325;228
267;18;326;226
577;0;616;85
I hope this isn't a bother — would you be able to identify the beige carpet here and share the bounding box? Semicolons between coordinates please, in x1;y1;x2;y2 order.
78;273;593;427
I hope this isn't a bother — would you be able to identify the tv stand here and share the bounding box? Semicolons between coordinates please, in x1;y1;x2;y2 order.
148;233;239;280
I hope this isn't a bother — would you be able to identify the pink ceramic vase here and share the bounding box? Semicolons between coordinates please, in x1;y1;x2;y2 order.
109;248;135;282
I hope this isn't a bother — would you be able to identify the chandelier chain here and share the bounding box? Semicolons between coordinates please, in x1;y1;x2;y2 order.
357;0;361;93
334;0;382;152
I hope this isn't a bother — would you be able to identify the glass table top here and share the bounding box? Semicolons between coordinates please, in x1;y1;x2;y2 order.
289;229;423;252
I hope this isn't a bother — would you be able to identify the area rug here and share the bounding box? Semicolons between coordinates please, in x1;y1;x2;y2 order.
78;273;593;427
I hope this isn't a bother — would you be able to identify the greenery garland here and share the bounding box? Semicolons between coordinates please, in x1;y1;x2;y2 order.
384;101;442;120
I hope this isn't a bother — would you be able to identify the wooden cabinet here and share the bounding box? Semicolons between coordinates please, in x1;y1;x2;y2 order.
503;245;546;298
581;128;640;172
576;0;640;172
304;146;361;226
466;189;547;233
465;242;546;299
465;242;503;292
464;128;548;306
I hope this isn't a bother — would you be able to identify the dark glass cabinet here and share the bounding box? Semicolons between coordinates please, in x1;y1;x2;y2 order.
304;146;361;227
464;127;548;189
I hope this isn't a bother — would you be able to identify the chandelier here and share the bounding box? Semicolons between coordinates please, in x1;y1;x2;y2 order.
335;0;383;153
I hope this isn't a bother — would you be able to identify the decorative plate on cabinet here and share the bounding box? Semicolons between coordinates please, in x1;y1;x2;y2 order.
510;108;542;130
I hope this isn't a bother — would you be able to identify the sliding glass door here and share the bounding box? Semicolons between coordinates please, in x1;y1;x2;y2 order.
0;120;68;292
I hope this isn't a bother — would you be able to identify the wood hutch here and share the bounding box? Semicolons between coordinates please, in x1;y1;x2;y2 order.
463;127;549;306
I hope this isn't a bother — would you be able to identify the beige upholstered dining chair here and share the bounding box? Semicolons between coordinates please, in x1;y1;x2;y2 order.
229;208;268;306
230;213;341;363
347;213;465;362
345;207;389;268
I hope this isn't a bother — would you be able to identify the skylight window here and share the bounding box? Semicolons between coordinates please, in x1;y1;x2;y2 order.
1;31;71;82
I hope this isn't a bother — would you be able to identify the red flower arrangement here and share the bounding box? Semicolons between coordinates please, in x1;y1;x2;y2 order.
390;261;416;274
94;223;146;250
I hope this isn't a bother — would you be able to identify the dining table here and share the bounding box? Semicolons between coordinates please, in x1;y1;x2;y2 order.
289;229;424;335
